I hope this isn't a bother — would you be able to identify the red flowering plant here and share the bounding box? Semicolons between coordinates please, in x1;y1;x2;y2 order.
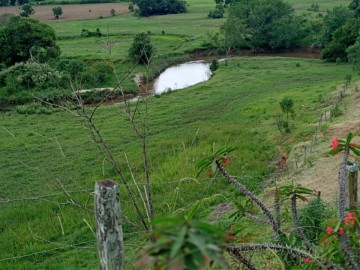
319;211;360;266
329;132;360;156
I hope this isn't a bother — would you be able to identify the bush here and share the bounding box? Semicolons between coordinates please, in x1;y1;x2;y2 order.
129;33;154;64
209;59;219;71
208;4;224;18
0;61;61;89
80;28;102;37
83;61;113;85
298;197;327;242
57;59;85;80
308;3;319;12
132;0;187;17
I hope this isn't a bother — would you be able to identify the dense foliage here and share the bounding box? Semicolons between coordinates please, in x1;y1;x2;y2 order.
0;17;60;67
0;0;27;6
208;0;225;19
128;32;154;64
132;0;187;16
52;6;63;19
20;4;35;17
223;0;305;51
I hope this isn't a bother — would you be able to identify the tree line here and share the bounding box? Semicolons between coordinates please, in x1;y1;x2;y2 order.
205;0;360;65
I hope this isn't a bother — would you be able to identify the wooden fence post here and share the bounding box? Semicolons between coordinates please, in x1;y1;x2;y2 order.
345;163;358;210
95;180;124;270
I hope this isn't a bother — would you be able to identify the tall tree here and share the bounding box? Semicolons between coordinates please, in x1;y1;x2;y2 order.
319;6;353;48
224;0;304;51
0;17;60;66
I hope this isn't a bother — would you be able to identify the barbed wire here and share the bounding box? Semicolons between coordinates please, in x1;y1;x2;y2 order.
0;169;302;204
0;230;148;263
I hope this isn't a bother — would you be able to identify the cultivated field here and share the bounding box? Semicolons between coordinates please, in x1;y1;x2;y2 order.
0;3;128;21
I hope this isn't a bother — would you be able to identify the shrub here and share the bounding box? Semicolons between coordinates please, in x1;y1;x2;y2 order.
298;197;327;242
57;59;85;80
129;33;154;64
83;61;113;85
209;59;219;71
132;0;187;17
0;61;61;89
208;4;224;19
81;28;102;37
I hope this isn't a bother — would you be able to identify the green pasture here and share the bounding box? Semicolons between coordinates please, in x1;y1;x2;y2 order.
289;0;351;13
0;56;355;269
0;0;356;268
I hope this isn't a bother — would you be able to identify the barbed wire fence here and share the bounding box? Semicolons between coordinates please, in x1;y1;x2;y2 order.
1;165;357;267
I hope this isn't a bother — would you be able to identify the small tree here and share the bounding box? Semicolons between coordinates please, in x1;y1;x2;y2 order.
52;7;63;19
20;4;34;17
110;8;116;16
280;96;294;122
128;33;154;65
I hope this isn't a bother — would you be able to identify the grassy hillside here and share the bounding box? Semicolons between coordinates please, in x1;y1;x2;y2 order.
0;0;356;268
0;56;354;269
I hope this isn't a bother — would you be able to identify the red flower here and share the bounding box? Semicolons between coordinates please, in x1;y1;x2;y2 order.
304;258;313;263
343;212;357;226
338;227;344;234
331;138;339;150
326;226;333;235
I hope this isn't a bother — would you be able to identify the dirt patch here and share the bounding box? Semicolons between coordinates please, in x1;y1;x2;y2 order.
0;3;128;22
288;86;360;203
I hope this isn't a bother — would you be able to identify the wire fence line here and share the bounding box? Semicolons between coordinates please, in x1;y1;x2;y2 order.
0;169;302;204
0;230;148;263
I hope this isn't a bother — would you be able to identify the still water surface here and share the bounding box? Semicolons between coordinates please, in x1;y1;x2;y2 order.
153;60;212;94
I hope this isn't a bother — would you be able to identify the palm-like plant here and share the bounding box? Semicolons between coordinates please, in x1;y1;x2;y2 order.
278;183;315;253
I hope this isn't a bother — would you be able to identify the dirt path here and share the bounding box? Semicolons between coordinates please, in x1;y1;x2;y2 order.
287;84;360;202
0;3;128;22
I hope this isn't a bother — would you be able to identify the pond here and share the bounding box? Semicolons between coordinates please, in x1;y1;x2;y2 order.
153;60;212;94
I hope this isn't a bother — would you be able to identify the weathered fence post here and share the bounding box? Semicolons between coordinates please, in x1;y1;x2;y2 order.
345;163;358;210
95;180;124;270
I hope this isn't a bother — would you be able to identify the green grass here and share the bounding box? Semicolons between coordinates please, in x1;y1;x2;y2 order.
0;0;355;268
0;56;355;269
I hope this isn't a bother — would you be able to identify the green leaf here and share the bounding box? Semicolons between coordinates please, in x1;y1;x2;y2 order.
211;160;217;174
350;146;360;156
334;219;341;232
187;200;202;219
188;230;207;252
170;226;187;258
296;187;313;194
191;249;205;266
185;254;198;270
346;132;355;144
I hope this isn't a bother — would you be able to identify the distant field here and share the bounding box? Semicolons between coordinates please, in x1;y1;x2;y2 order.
0;3;128;21
288;0;351;12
